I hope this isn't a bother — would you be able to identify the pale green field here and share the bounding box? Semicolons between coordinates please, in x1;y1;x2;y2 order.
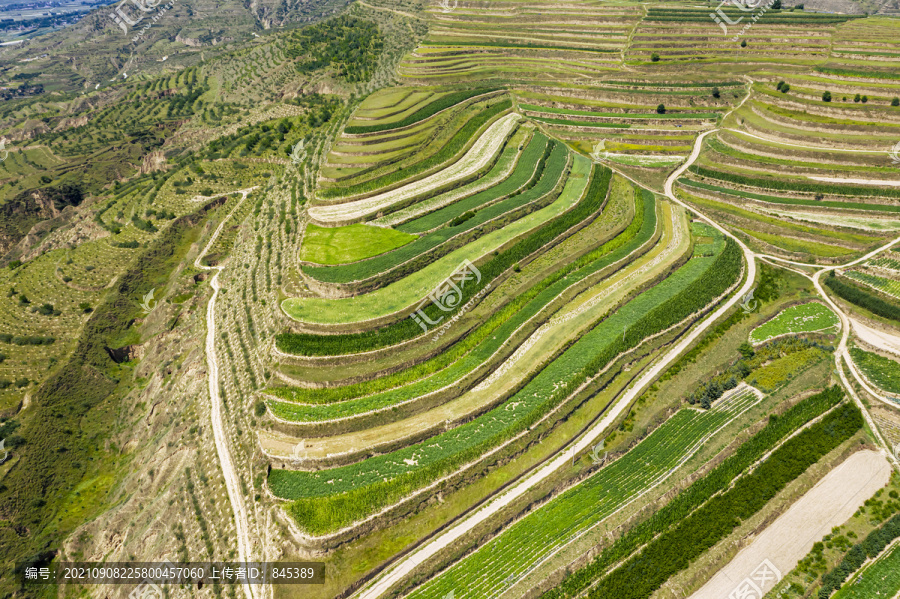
749;302;840;345
300;223;417;265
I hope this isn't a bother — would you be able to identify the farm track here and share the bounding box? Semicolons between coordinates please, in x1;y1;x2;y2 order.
196;188;260;599
688;449;892;599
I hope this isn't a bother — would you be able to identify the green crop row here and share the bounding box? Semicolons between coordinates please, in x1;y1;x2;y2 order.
844;271;900;300
825;272;900;322
644;15;854;23
422;41;621;54
521;103;719;119
604;79;744;88
816;66;900;81
407;387;764;599
303;139;564;284
530;116;631;129
320;99;512;199
644;8;858;23
274;164;609;356
542;386;847;599
343;88;497;134
398;134;549;234
688;165;900;200
268;181;653;420
269;225;741;534
678;177;900;219
548;399;863;599
849;347;900;395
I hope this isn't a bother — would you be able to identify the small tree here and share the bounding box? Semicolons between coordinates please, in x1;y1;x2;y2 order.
892;97;900;106
254;400;267;417
772;0;782;7
780;83;790;93
656;104;666;114
651;52;660;62
854;93;861;102
740;39;747;47
712;87;721;99
822;91;832;102
776;80;786;91
861;95;868;103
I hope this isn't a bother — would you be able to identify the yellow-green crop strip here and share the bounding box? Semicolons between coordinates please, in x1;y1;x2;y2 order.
281;154;592;325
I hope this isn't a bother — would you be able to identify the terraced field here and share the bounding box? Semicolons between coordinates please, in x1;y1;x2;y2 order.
10;1;900;599
252;6;900;599
849;347;900;395
749;302;840;345
267;180;655;427
271;217;743;533
403;385;765;599
400;1;643;84
674;51;900;262
627;7;860;65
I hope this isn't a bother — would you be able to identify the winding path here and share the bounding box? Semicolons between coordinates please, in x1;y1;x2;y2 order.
196;188;259;599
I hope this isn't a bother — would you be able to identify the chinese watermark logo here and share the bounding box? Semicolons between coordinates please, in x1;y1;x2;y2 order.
411;259;482;333
109;0;178;43
710;0;775;41
139;289;157;315
290;140;306;165
0;438;8;465
589;438;608;465
740;288;758;314
0;138;8;162
890;141;900;166
438;0;457;12
590;140;609;162
728;559;782;599
129;582;163;599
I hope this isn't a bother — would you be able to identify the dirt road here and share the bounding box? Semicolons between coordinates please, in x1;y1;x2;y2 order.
689;450;891;599
197;188;259;599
